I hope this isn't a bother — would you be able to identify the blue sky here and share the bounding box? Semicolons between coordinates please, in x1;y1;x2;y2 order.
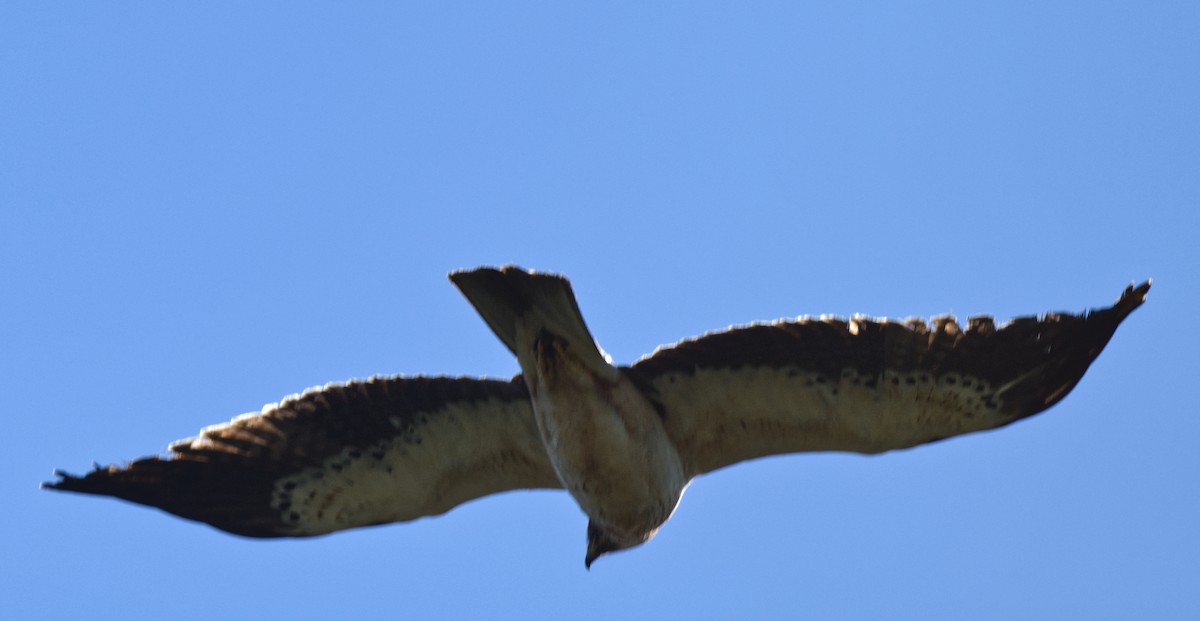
3;3;1197;619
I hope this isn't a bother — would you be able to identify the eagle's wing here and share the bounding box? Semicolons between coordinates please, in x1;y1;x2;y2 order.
630;282;1149;478
45;376;560;537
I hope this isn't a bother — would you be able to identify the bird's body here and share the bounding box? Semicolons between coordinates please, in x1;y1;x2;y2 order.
525;339;686;560
45;268;1150;566
449;269;688;563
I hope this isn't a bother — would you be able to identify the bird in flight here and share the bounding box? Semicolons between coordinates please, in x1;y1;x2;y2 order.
45;268;1149;567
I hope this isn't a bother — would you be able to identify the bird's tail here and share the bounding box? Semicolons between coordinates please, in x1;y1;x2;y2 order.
450;266;615;379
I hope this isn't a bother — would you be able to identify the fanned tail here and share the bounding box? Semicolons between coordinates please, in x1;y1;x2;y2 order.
450;266;613;379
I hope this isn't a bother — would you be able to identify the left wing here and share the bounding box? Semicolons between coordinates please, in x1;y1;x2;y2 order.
629;282;1149;477
45;375;561;537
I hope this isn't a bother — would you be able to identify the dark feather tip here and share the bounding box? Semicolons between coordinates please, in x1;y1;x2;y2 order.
1116;280;1151;317
42;469;75;490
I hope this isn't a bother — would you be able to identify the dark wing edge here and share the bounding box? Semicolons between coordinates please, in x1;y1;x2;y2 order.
631;281;1149;476
990;280;1149;415
44;375;560;538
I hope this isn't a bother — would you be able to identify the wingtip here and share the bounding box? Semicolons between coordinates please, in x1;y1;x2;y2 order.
43;464;118;494
42;468;75;491
1115;279;1151;318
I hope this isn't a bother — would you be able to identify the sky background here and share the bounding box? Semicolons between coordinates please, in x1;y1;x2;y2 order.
3;3;1197;619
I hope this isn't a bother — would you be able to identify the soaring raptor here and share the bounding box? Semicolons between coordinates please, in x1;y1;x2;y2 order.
46;269;1149;567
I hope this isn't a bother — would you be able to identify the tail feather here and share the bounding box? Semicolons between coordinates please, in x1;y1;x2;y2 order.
450;266;613;378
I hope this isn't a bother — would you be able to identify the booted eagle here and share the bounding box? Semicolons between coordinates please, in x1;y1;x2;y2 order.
45;269;1149;567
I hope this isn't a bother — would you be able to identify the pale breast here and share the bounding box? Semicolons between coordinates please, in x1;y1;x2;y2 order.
530;360;686;539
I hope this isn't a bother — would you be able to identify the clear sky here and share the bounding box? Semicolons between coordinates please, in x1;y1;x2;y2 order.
3;3;1197;619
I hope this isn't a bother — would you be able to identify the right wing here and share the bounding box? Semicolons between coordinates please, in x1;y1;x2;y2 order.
45;375;561;537
631;282;1149;477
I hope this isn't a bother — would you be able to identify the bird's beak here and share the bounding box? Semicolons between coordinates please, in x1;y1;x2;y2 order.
585;544;602;570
